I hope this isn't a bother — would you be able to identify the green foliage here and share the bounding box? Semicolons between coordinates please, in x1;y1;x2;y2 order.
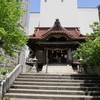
3;96;10;100
0;67;13;74
0;67;14;80
74;22;100;66
0;0;28;57
0;54;5;63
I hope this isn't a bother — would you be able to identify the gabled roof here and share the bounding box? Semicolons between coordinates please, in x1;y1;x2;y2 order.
29;19;86;40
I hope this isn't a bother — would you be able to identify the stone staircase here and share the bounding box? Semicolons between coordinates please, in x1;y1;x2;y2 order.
4;73;100;100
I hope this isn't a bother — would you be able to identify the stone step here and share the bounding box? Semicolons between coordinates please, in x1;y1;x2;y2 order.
21;73;98;77
4;72;100;100
10;84;100;91
18;75;100;79
13;81;100;87
11;99;53;100
5;93;100;100
10;98;52;100
15;78;100;83
8;89;100;96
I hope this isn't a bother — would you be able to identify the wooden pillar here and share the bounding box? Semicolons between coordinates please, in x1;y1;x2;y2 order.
66;50;67;63
67;48;72;64
46;49;48;64
44;49;46;64
35;45;37;57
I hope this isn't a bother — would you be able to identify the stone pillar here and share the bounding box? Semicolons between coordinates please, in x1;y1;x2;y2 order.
67;48;72;64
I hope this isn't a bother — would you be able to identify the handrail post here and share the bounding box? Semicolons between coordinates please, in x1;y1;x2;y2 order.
46;59;48;73
46;64;48;73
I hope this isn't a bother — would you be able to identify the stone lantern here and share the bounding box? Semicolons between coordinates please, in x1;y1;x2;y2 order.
78;58;84;73
32;56;38;72
33;56;37;67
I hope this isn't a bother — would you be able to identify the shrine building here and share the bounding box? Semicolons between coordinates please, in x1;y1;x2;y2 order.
27;19;86;66
27;0;99;70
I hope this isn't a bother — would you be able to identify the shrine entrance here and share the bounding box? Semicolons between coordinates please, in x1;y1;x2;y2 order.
48;50;67;63
27;19;86;68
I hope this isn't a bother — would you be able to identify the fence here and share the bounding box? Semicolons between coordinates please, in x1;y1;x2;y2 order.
0;64;23;98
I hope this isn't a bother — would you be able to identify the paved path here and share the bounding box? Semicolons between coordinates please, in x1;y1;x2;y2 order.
31;63;77;74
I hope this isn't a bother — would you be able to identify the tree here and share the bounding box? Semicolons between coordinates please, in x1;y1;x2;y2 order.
74;22;100;67
0;0;28;57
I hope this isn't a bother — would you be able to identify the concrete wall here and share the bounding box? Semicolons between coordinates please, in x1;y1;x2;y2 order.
78;8;99;35
29;13;40;35
95;66;100;76
40;0;79;27
86;66;100;76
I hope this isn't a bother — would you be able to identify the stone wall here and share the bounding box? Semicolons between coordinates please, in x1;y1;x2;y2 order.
86;66;100;76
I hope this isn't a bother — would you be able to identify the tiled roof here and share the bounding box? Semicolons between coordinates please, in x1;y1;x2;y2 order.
29;19;86;40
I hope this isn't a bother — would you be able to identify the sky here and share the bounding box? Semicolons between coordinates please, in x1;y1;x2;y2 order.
30;0;100;12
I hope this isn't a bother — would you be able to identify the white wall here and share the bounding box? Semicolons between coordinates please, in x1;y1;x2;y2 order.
26;13;40;59
78;8;99;35
29;13;40;35
22;0;30;35
29;2;99;36
40;0;79;27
